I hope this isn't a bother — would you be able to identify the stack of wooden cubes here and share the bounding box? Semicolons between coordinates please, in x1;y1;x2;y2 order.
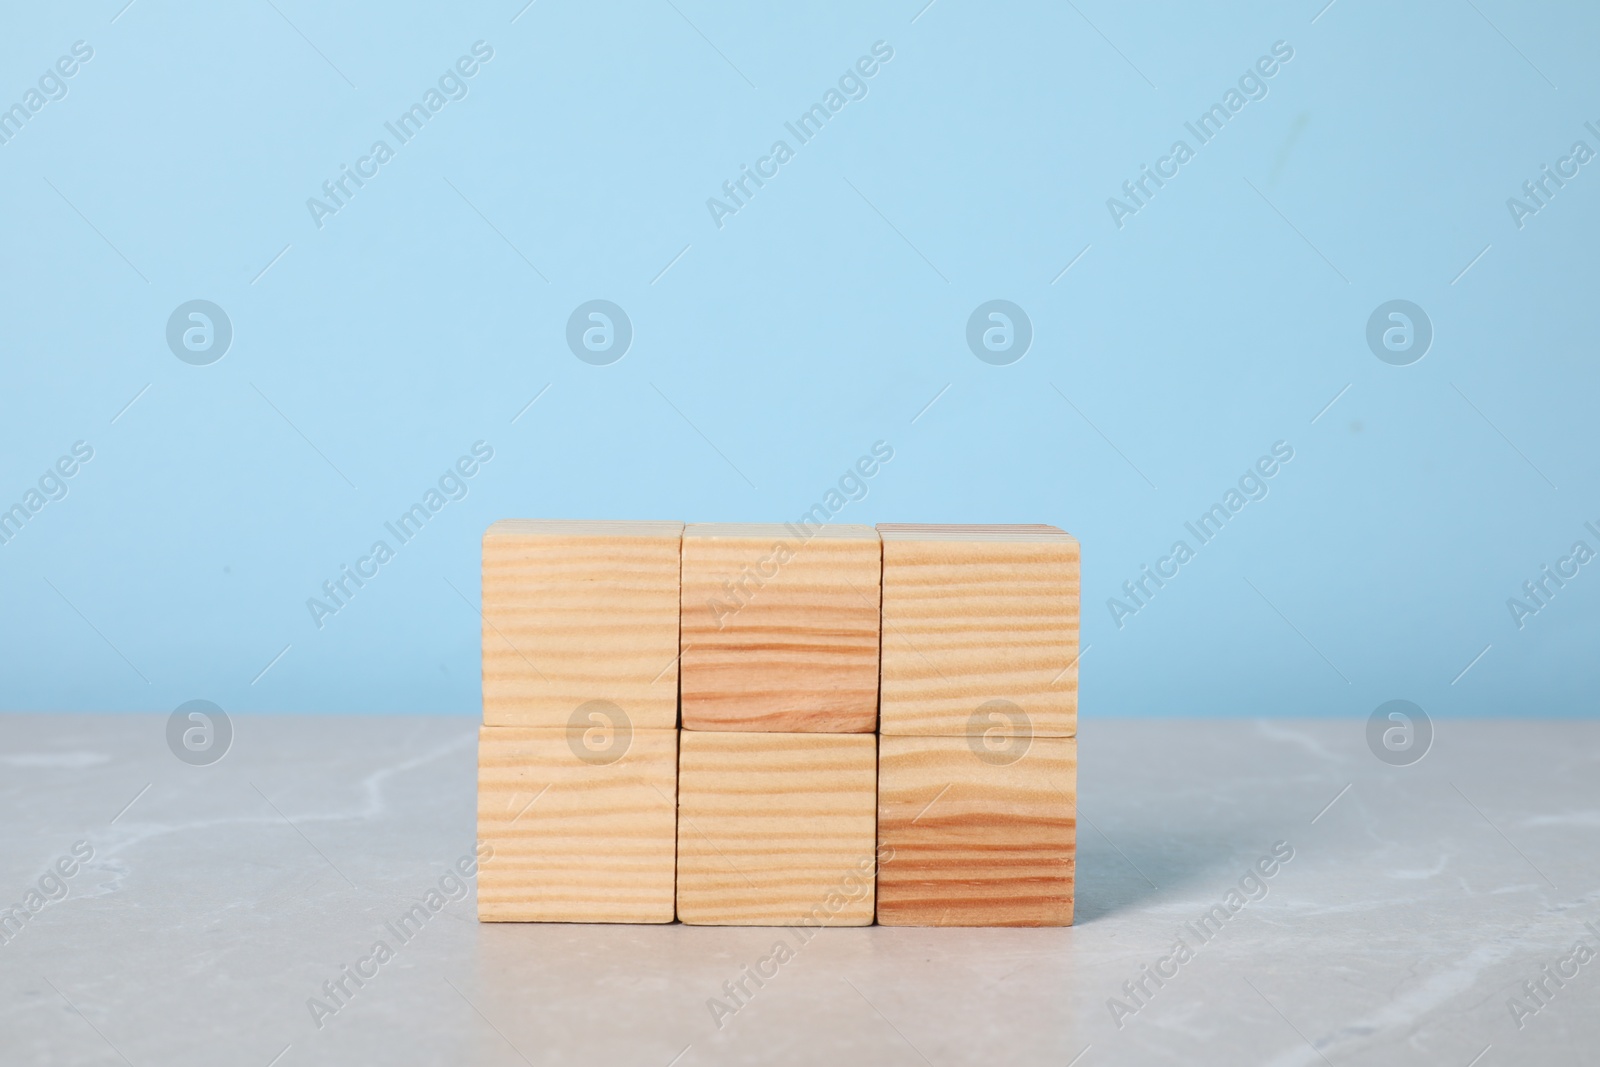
476;520;1078;926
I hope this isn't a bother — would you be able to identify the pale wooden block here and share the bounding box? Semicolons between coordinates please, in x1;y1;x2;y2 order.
876;734;1076;927
877;523;1078;737
477;726;676;923
680;523;880;732
482;519;681;730
677;732;877;925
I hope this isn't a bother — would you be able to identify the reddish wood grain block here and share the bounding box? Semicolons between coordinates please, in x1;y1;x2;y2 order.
876;734;1076;926
680;523;880;732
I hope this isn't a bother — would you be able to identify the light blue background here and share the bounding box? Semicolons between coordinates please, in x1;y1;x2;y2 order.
2;0;1595;717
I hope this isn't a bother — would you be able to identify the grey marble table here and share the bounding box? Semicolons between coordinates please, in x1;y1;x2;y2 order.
1;714;1595;1066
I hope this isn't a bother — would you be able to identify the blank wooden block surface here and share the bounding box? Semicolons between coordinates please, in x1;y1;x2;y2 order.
877;523;1078;738
680;523;880;732
477;726;677;923
876;734;1076;927
677;732;877;925
482;520;682;730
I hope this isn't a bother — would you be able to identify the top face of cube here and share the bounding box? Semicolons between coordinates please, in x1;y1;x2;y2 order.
485;519;686;540
679;523;880;733
878;523;1075;543
481;519;683;729
877;523;1079;738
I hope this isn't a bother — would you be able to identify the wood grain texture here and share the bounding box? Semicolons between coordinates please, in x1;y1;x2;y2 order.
680;524;880;732
482;520;682;729
677;732;877;925
477;726;677;922
876;734;1076;926
877;523;1078;737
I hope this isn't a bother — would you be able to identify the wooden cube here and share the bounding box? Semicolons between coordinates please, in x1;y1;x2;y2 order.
876;734;1076;926
482;520;682;730
877;524;1079;737
477;726;677;922
680;523;880;732
677;732;877;925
